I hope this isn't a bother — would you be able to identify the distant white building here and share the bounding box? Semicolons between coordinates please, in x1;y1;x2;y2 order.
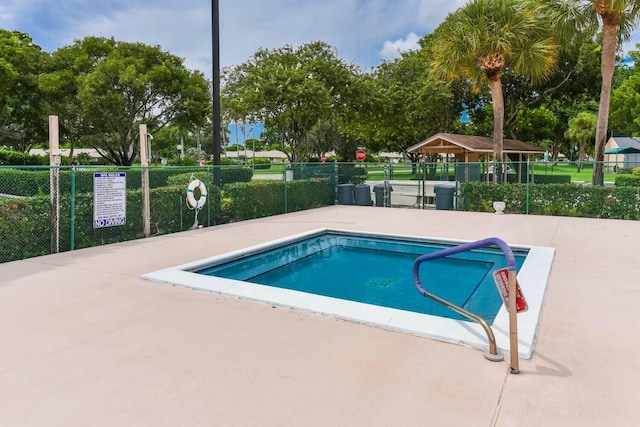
604;137;640;171
224;150;288;162
29;148;102;160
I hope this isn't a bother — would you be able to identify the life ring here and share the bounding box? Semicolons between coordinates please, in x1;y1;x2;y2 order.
186;179;207;209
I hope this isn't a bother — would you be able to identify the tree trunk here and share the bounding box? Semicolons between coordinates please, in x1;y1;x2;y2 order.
578;143;585;173
488;75;505;184
593;20;617;186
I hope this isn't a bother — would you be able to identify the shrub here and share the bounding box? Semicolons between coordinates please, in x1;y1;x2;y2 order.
166;167;253;187
248;157;271;169
0;184;224;263
223;179;334;221
527;174;572;184
0;149;43;165
615;174;640;187
460;182;640;219
338;164;366;184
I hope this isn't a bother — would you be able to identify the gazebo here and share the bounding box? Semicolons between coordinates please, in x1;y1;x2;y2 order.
407;133;545;181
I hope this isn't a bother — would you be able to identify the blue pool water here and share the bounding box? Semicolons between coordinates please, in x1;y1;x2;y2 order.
197;232;527;323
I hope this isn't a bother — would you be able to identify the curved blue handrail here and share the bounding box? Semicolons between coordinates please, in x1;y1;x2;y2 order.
413;237;516;360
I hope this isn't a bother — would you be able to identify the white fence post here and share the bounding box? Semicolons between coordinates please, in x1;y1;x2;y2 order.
140;124;151;237
49;115;60;253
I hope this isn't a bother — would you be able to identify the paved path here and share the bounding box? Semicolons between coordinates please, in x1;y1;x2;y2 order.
1;206;639;426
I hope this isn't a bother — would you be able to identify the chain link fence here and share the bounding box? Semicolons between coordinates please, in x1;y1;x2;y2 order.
0;163;343;264
2;159;638;264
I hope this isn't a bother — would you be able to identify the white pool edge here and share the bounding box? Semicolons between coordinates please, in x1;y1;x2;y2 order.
141;228;555;359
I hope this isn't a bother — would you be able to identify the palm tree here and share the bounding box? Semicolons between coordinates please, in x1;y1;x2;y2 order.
546;1;640;185
433;0;558;183
589;1;639;185
565;111;597;172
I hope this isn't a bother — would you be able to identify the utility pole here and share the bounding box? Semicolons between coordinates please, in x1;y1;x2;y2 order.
212;0;222;187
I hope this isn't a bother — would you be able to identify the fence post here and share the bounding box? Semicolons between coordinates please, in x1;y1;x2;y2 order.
206;166;211;226
139;124;151;237
49;115;60;254
70;166;76;250
526;160;531;215
334;161;339;204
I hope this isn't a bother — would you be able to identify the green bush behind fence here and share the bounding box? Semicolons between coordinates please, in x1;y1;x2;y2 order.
0;165;334;263
460;182;640;219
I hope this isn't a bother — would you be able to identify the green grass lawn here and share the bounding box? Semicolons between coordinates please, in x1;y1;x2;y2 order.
532;162;617;182
250;161;618;183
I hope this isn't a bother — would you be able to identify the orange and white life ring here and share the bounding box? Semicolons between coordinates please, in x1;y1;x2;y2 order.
186;179;207;209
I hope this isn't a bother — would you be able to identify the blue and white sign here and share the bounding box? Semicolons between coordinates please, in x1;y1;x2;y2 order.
93;172;127;229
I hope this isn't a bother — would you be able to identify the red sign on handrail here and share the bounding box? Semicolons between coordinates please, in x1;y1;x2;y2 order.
493;268;528;313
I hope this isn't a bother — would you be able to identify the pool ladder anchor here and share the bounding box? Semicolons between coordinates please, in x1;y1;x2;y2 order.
413;237;520;373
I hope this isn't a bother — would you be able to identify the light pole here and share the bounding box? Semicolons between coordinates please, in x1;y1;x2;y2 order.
212;0;221;186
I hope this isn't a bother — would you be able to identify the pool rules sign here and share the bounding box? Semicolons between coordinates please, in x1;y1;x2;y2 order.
93;172;127;228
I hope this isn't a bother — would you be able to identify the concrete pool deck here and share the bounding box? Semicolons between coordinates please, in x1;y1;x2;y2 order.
1;206;639;426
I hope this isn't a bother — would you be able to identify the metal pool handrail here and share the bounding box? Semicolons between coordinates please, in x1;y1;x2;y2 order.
413;237;520;372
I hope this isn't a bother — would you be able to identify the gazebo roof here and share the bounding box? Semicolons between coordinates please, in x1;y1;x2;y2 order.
407;133;544;155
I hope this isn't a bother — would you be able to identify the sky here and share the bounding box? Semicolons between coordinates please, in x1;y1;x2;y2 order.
0;0;468;75
2;0;639;144
1;0;471;143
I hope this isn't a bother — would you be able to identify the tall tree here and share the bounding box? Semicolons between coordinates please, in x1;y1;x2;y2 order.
0;30;49;152
433;0;558;182
610;73;640;136
363;35;463;164
548;0;640;184
42;37;211;166
39;37;116;160
565;111;597;171
221;41;355;161
78;40;211;165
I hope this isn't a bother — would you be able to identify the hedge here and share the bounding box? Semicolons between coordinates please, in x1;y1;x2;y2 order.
165;167;253;188
528;174;572;184
0;150;44;165
223;178;334;221
615;174;640;187
248;157;271;169
460;182;640;219
0;177;333;263
0;166;254;197
0;184;223;263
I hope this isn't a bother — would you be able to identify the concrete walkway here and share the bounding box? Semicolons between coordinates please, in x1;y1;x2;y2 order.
1;206;639;426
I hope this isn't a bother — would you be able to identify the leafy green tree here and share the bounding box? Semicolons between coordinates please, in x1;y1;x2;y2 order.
565;111;597;171
433;0;558;182
363;36;463;165
306;119;342;157
42;37;211;165
610;74;640;136
39;37;116;160
0;30;49;152
512;106;559;146
548;0;640;184
79;40;211;165
222;41;355;161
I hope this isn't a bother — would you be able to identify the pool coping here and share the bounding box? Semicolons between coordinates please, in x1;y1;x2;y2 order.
141;228;555;359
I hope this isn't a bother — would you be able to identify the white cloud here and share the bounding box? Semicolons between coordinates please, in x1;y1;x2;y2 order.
0;0;475;76
379;32;421;61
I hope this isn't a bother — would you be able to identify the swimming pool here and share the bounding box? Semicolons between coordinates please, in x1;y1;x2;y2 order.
142;228;555;358
196;232;527;324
